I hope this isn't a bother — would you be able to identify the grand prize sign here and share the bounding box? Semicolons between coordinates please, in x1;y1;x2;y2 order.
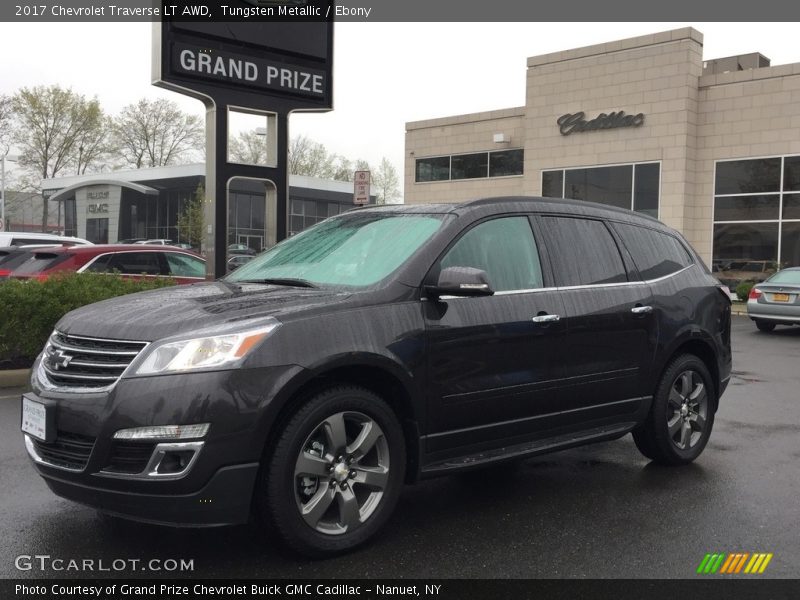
153;6;334;277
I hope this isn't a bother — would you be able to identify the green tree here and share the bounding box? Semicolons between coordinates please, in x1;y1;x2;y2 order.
110;98;203;169
177;183;205;249
11;85;107;228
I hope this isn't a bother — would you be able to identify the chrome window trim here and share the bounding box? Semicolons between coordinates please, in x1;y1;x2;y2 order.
431;264;694;301
77;250;204;276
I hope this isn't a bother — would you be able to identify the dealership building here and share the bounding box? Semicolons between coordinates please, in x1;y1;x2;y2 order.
42;164;373;250
405;27;800;272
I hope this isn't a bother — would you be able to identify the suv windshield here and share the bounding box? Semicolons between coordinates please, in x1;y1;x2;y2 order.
227;212;447;288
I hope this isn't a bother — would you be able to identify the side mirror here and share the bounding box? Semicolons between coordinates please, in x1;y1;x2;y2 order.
426;266;494;299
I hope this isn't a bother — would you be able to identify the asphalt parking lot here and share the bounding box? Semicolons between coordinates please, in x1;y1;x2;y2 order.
1;315;798;579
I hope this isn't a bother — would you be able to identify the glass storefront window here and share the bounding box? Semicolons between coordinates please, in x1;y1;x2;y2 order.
489;149;524;177
541;162;659;217
633;163;659;218
781;222;800;268
714;195;780;222
451;153;488;180
541;171;563;198
416;150;524;182
415;157;450;182
783;156;800;192
783;194;800;220
715;158;781;195
713;156;800;280
714;222;779;261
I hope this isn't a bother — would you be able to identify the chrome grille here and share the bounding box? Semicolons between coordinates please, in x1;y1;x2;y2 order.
41;331;147;390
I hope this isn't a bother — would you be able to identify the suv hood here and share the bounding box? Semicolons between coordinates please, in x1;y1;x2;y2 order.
56;281;352;341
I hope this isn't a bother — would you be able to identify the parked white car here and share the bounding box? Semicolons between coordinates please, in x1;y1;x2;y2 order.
0;232;92;248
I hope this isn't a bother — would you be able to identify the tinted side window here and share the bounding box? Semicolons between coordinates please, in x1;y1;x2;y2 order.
440;217;543;292
107;252;164;275
540;217;627;286
613;223;693;280
166;253;205;277
84;254;113;272
11;253;70;275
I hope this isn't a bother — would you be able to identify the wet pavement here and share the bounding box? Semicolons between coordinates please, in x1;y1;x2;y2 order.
1;315;798;578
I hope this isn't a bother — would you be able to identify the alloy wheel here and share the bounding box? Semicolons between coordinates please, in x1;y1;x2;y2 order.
667;370;708;450
293;411;390;535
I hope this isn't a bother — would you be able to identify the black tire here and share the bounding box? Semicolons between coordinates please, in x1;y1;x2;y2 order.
632;354;716;466
257;386;406;557
755;320;776;332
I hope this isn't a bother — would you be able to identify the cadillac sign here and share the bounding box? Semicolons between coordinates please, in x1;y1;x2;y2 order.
557;111;645;136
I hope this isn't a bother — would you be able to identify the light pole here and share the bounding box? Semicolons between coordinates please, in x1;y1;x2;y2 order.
1;154;19;231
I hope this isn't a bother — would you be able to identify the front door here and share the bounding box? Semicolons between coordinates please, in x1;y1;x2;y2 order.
423;215;569;458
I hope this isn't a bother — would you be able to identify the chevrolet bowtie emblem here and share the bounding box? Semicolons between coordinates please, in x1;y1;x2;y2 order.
51;349;72;370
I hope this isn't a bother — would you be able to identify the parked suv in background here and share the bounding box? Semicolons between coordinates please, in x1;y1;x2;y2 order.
21;198;731;556
8;244;205;284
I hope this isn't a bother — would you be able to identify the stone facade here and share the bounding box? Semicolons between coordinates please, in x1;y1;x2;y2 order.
404;27;800;266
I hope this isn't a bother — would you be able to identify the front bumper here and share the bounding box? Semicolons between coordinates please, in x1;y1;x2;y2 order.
23;362;302;526
39;457;258;527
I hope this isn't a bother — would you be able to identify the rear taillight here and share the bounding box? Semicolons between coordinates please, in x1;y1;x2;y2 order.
749;288;762;300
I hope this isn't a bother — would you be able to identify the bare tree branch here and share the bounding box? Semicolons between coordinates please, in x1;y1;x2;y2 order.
372;157;401;205
11;85;108;228
110;98;204;170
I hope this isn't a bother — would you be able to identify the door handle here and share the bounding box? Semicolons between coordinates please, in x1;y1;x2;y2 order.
532;314;561;323
631;305;653;315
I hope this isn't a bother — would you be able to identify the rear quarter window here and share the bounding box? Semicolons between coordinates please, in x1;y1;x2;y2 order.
613;222;694;280
10;252;70;275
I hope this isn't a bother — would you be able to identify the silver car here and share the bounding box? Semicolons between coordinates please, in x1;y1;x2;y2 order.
747;267;800;332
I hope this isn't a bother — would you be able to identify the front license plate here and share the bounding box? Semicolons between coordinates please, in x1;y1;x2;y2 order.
21;396;49;442
773;293;790;302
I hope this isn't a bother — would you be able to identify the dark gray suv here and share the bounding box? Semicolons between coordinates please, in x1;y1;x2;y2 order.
22;197;731;556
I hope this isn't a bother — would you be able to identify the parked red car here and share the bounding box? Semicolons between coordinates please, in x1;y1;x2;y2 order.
8;245;206;284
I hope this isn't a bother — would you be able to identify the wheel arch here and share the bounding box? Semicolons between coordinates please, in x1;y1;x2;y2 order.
657;333;721;411
263;355;422;483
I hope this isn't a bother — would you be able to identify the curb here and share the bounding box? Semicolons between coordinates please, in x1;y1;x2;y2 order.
0;369;30;389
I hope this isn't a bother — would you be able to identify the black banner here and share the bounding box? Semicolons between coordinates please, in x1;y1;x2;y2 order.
3;579;800;600
3;0;800;21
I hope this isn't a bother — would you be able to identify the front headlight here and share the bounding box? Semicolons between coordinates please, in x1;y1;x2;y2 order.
132;319;280;376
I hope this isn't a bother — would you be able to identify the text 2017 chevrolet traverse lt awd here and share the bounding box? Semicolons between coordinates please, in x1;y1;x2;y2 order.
22;198;731;557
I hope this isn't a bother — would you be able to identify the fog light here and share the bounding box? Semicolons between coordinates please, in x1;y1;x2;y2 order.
113;423;209;440
157;450;197;474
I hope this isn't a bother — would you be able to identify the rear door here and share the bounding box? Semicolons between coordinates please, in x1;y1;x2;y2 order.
423;215;569;456
534;215;657;420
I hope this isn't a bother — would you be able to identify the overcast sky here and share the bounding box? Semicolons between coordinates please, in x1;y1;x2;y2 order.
1;22;799;194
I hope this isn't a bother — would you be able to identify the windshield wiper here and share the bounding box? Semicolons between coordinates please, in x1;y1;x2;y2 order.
235;278;318;288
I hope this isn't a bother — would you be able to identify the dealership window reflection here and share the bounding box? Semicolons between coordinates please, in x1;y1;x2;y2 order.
541;162;660;218
713;155;800;288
